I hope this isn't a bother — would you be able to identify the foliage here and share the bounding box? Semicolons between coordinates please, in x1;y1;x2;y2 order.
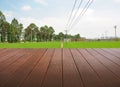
24;23;38;41
10;18;23;42
0;10;81;43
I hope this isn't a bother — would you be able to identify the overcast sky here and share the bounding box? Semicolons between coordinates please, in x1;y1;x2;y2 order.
0;0;120;38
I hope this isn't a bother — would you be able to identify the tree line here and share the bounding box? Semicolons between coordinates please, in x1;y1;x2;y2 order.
0;11;81;43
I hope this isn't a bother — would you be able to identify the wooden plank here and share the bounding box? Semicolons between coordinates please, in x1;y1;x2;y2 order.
102;49;120;59
0;49;31;87
79;49;120;87
111;49;120;53
0;48;7;54
94;49;120;66
0;48;120;87
0;49;43;87
42;49;62;87
0;49;36;86
0;49;14;58
70;49;105;87
0;49;25;72
20;49;54;87
0;49;35;73
3;49;46;87
87;49;120;78
0;48;4;51
63;49;84;87
0;49;9;54
0;49;21;63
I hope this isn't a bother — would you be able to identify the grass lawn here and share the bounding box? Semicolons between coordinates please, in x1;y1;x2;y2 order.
64;41;120;48
0;42;61;48
0;41;120;48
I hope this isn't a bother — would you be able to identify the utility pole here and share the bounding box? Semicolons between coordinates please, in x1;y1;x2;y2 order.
105;30;108;39
114;25;117;38
0;33;2;42
31;28;34;42
0;30;1;42
65;30;68;41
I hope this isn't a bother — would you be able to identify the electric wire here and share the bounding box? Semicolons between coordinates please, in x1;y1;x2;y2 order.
67;0;84;29
68;0;94;32
66;0;78;28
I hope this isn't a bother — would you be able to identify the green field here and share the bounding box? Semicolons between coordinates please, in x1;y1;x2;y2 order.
0;42;61;48
0;41;120;48
64;41;120;48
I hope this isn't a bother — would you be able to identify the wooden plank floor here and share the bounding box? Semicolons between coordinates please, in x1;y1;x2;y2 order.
0;49;120;87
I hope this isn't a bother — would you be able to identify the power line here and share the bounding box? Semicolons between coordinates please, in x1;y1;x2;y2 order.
66;0;78;28
70;0;94;30
69;0;94;32
65;0;78;40
67;0;84;29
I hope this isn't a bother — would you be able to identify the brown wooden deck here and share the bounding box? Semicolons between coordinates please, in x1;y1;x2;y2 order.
0;48;120;87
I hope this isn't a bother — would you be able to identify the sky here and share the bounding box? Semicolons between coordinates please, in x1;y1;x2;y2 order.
0;0;120;39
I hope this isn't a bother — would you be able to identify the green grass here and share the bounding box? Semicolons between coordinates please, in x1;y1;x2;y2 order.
0;42;61;48
64;41;120;48
0;41;120;48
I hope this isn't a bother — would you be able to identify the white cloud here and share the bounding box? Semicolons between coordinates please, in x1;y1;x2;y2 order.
21;5;32;11
19;7;120;39
19;17;41;28
115;0;120;2
3;10;15;22
42;17;66;33
71;8;94;22
3;11;14;18
35;0;48;6
66;8;120;38
19;17;66;34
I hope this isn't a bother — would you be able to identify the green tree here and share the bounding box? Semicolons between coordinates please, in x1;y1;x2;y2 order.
0;11;6;24
33;26;39;42
58;32;64;41
24;23;38;41
17;23;23;42
10;18;23;42
48;26;55;41
40;25;47;41
72;34;81;41
1;22;10;42
40;25;55;41
0;11;7;42
74;34;80;38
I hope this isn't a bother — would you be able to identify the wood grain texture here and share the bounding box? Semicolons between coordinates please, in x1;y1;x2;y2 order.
0;48;120;87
